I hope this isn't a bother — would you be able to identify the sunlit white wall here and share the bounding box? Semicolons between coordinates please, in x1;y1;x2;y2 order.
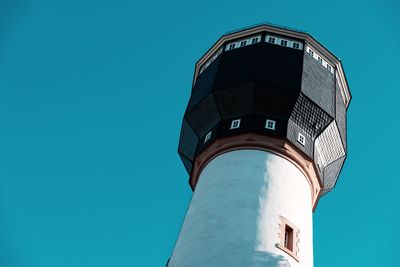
169;149;313;267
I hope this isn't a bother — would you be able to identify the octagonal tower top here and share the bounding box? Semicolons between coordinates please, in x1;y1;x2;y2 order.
178;23;351;209
193;23;351;107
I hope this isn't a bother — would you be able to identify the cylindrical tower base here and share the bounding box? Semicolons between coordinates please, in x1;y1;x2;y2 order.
169;149;313;267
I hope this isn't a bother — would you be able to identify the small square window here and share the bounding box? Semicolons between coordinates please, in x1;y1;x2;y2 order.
297;133;306;146
228;43;236;50
292;42;300;49
268;37;275;44
265;119;276;130
280;40;288;46
318;56;323;64
251;37;258;44
308;49;314;56
327;64;332;72
204;131;212;143
240;40;247;47
230;119;241;129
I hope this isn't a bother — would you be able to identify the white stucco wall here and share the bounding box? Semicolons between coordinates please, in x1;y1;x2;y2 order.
169;149;313;267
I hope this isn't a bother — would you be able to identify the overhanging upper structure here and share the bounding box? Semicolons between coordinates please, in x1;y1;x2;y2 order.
177;24;351;208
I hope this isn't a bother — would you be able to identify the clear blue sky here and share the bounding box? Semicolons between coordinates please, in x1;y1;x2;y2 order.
0;0;399;266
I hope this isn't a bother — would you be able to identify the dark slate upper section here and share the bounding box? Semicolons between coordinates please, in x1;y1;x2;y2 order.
301;52;335;117
178;25;350;195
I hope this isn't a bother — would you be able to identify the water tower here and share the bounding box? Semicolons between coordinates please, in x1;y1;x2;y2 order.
169;24;351;267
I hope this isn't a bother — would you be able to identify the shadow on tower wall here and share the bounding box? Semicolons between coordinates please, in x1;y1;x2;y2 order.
252;250;291;267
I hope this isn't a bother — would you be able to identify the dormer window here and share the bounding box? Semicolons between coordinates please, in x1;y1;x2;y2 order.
265;119;276;130
308;49;314;56
297;133;306;146
327;64;332;72
228;43;236;50
318;56;323;64
280;40;288;46
268;37;275;44
230;119;241;129
292;42;300;49
251;37;258;44
240;40;247;47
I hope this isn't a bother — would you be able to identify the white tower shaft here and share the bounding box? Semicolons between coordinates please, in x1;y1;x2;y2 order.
169;149;314;267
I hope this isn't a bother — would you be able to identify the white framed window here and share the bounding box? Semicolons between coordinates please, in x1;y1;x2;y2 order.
199;48;223;75
204;131;212;143
251;37;258;44
240;40;247;47
268;37;275;44
297;133;306;146
265;35;303;50
305;45;335;73
228;43;236;50
265;119;276;130
230;119;241;129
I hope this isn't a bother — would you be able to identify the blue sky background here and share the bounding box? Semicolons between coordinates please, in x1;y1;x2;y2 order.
0;0;399;266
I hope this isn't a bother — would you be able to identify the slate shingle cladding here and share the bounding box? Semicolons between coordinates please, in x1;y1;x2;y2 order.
178;29;349;195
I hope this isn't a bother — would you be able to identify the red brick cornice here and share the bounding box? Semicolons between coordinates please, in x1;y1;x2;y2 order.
189;133;323;211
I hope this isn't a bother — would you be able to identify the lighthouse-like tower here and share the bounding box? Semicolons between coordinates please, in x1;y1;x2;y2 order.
169;24;351;267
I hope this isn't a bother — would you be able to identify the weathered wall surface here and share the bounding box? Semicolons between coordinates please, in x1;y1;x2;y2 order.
169;149;313;267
